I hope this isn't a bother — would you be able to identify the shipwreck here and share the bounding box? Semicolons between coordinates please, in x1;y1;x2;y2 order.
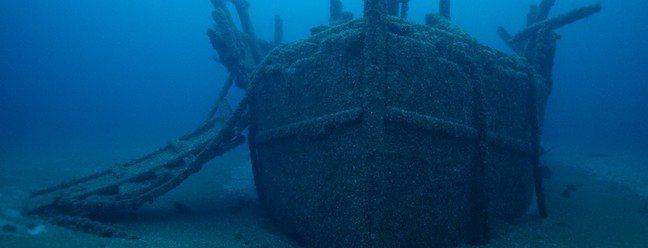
24;0;601;247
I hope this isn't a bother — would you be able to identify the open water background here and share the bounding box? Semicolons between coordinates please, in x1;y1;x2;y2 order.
1;0;646;185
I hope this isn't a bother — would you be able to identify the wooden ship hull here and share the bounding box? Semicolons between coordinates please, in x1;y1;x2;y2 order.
23;0;601;246
249;16;547;247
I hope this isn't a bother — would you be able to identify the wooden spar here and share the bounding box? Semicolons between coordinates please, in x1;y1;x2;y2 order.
509;3;602;47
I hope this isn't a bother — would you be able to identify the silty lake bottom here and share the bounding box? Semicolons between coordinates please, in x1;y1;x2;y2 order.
1;143;648;247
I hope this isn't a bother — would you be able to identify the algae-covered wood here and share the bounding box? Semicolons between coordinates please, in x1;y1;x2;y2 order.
250;16;548;248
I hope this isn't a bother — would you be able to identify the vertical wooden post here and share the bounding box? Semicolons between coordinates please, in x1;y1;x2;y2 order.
440;0;451;20
330;0;343;24
274;15;283;45
386;0;399;16
468;76;490;245
530;82;548;218
400;0;409;18
362;0;388;245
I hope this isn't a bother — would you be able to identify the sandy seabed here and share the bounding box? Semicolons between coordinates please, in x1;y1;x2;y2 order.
1;144;647;248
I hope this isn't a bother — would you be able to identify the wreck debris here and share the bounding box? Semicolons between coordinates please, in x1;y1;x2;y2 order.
25;91;249;238
24;0;602;246
207;0;271;89
329;0;354;26
248;0;579;246
400;0;409;19
205;76;234;121
497;1;601;219
26;105;247;214
274;15;283;45
330;0;343;24
498;1;602;87
510;4;602;49
497;0;601;218
49;215;138;239
439;0;451;20
208;0;252;89
385;0;410;18
386;0;399;16
25;0;273;237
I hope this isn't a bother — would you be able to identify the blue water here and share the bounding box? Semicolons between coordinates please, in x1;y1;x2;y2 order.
1;1;647;159
2;1;646;160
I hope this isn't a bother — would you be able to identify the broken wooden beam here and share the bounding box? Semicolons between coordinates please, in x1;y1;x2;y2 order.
509;3;601;47
536;0;556;23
